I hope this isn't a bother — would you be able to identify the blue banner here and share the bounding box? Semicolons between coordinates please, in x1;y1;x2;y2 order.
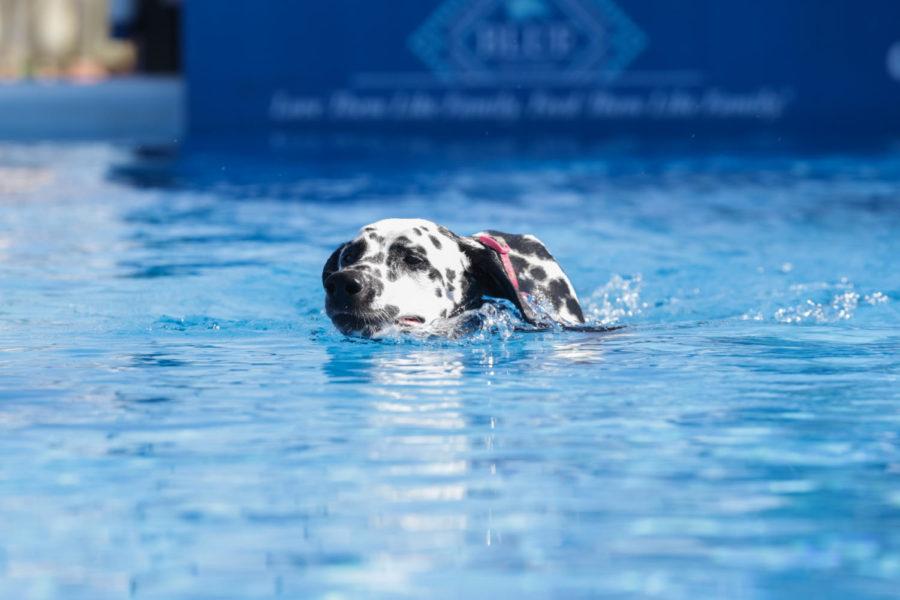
185;0;900;136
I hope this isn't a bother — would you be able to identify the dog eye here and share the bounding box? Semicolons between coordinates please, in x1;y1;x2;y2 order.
342;248;361;265
404;254;424;267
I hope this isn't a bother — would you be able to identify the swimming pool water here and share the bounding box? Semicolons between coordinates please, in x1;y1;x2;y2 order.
1;141;899;599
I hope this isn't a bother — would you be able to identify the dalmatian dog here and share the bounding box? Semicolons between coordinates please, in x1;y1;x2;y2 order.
322;218;586;337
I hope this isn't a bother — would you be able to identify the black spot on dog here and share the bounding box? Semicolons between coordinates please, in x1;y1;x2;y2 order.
437;226;456;240
445;268;457;281
566;298;584;321
530;266;547;281
357;276;383;302
441;309;448;318
429;235;442;249
519;277;535;294
548;278;570;311
368;233;377;241
387;269;398;282
387;245;402;264
510;255;529;274
435;287;443;298
383;305;400;318
413;227;423;236
521;240;553;260
427;267;442;282
364;227;375;232
488;231;553;260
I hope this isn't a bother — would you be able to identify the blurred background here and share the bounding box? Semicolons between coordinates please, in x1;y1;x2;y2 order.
0;0;180;140
0;0;178;79
0;0;898;143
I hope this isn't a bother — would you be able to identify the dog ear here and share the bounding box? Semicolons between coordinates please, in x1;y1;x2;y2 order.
458;237;541;324
322;242;347;286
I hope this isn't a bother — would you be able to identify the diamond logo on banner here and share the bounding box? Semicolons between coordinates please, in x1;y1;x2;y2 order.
410;0;647;84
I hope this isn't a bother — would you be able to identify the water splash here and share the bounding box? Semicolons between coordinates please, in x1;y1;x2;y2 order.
742;278;890;324
584;274;645;325
462;301;521;340
356;301;523;343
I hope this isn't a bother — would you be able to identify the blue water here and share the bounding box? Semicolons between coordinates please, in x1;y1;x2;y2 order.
1;141;899;599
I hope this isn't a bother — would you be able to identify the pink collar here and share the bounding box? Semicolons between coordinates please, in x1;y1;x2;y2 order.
477;234;519;291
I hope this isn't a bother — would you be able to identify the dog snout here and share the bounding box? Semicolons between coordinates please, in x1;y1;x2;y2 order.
325;271;366;306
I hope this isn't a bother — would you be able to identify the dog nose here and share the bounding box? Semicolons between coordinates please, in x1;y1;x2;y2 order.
325;271;365;304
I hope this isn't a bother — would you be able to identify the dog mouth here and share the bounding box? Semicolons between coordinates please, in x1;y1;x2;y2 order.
396;315;425;327
329;310;426;334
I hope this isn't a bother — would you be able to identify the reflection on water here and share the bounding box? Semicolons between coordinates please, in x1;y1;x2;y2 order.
325;346;474;554
370;351;466;387
549;338;609;364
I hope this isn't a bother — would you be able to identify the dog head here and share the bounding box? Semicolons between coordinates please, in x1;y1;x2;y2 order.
322;218;537;336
